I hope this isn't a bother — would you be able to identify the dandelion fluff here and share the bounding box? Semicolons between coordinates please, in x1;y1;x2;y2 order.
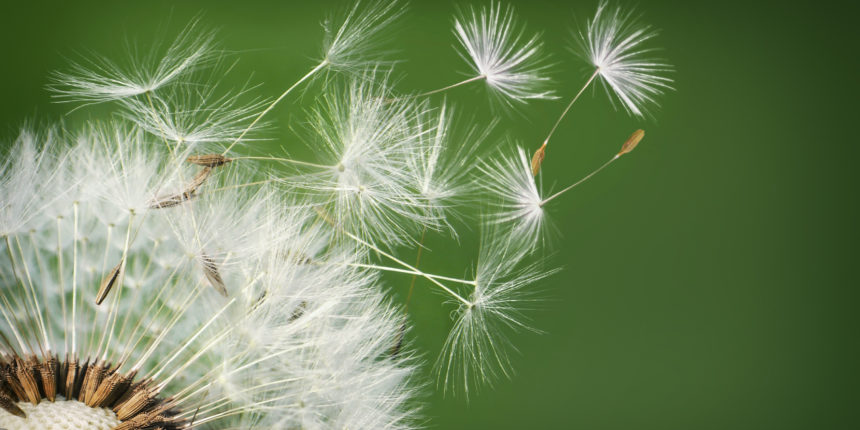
453;2;554;105
0;125;417;429
576;1;673;117
49;20;217;105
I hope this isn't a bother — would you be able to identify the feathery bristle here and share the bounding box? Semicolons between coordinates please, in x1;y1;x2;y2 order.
453;1;554;105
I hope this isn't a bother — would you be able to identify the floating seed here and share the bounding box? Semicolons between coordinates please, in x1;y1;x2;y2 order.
96;260;123;305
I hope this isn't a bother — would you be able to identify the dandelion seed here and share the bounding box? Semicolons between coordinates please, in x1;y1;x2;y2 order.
536;2;670;158
450;2;554;105
0;393;25;418
618;128;645;155
322;0;405;72
95;260;123;306
49;20;216;104
478;146;546;250
186;154;233;167
540;130;646;207
200;252;228;297
147;167;211;210
530;143;546;176
576;1;673;117
437;227;558;396
119;80;270;150
221;0;405;156
408;103;495;232
300;74;436;246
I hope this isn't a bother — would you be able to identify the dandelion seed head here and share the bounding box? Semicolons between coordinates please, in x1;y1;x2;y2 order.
0;126;417;428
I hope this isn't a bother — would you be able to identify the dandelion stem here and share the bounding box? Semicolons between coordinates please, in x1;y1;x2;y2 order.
233;156;331;170
206;179;274;193
72;202;78;353
29;231;54;348
98;211;134;360
13;235;51;354
0;237;30;353
405;226;427;312
223;60;329;155
542;68;599;147
204;173;310;193
146;91;173;154
133;278;205;371
56;216;68;355
150;298;236;382
329;221;472;306
540;154;618;206
345;262;476;286
5;235;44;355
408;74;486;99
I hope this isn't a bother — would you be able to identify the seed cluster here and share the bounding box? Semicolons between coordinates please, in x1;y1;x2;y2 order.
0;354;185;430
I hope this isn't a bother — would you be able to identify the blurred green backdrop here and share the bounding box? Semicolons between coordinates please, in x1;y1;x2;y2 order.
1;0;857;429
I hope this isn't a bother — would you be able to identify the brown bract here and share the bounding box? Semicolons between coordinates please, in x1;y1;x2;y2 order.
0;353;185;429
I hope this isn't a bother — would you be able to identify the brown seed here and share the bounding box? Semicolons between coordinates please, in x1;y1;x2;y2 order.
114;384;159;421
1;352;183;427
281;249;313;264
14;357;40;405
0;363;22;402
200;253;228;297
148;191;197;209
530;143;547;176
96;260;123;305
113;410;174;430
63;356;82;399
3;367;26;402
186;154;233;167
148;167;212;209
90;369;135;408
0;391;25;418
389;321;407;359
289;301;308;322
39;355;59;401
187;167;213;190
619;129;645;156
80;360;106;405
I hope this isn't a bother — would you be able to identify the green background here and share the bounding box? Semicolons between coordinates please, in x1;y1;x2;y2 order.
1;0;857;428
